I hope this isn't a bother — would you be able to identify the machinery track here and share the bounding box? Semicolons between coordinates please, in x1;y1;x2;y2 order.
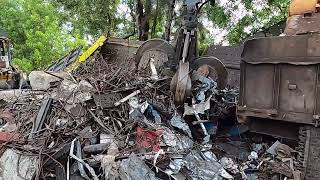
296;126;320;180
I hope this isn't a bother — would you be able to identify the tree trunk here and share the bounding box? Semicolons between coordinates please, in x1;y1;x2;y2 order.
151;0;159;38
128;0;136;22
164;0;175;41
136;0;150;41
136;0;143;40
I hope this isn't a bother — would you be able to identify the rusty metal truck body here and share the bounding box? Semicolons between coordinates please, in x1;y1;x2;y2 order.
238;34;320;127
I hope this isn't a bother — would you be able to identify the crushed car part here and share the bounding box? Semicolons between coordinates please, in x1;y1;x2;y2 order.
47;47;82;72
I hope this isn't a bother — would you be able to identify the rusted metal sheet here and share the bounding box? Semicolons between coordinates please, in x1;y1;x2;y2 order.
101;38;143;59
205;45;242;88
100;38;144;72
242;34;320;64
204;22;285;88
238;34;320;126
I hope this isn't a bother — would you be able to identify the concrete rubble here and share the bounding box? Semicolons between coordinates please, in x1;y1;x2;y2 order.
0;149;38;180
0;43;304;180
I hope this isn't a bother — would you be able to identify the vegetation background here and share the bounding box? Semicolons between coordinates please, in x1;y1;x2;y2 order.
0;0;290;73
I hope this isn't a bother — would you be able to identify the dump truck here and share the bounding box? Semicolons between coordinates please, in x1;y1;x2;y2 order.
237;0;320;179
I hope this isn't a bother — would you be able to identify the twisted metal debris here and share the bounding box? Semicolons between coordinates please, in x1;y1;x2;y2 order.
0;42;298;180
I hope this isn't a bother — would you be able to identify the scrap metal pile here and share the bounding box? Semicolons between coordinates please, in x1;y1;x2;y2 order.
0;45;302;180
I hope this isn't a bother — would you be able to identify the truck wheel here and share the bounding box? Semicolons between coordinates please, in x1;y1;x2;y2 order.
296;126;320;180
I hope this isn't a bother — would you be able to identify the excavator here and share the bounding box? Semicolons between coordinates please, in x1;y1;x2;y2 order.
0;31;20;89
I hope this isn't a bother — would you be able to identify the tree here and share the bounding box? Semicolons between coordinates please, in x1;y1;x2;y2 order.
0;0;86;73
206;0;290;45
52;0;171;40
51;0;121;37
164;0;176;41
136;0;151;40
0;0;294;74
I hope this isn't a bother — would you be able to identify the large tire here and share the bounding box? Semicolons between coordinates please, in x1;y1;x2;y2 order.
296;126;320;180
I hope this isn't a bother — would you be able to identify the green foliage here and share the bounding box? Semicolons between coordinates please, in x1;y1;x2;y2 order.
228;0;290;45
228;15;253;44
242;0;253;10
51;0;121;37
0;0;86;73
205;4;231;28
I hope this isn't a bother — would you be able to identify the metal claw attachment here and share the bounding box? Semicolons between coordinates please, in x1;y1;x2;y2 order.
170;61;192;104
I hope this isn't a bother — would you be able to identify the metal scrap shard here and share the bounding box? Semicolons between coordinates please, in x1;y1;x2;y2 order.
119;153;157;180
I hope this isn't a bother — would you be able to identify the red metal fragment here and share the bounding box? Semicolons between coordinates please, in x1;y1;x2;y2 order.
136;127;162;152
0;132;19;142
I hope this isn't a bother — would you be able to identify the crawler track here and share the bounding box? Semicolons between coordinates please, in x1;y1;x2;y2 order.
296;126;320;180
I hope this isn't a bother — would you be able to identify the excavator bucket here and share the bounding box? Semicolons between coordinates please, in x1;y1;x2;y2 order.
286;0;320;35
289;0;318;16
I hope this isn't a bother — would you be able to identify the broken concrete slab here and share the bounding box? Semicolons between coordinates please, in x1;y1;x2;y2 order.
52;79;94;105
0;149;38;180
29;71;68;90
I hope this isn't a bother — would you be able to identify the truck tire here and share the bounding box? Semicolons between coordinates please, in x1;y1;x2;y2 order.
296;126;320;180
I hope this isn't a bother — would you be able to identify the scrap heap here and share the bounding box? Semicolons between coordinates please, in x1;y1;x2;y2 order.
0;40;301;180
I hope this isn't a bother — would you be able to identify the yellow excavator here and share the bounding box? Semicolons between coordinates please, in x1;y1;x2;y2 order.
285;0;320;35
289;0;319;16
